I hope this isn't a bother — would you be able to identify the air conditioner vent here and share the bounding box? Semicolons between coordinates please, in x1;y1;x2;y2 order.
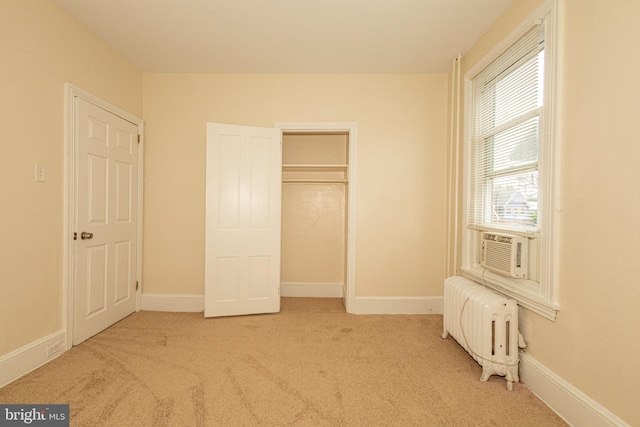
480;232;528;279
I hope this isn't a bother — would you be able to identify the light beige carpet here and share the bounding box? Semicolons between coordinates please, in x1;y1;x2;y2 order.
0;298;566;426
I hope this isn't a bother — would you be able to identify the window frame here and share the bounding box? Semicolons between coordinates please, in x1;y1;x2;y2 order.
460;0;560;320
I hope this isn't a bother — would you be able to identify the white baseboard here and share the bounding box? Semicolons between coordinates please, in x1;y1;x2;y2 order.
353;296;443;314
141;294;204;312
280;282;343;298
140;293;443;314
519;352;629;427
0;329;67;388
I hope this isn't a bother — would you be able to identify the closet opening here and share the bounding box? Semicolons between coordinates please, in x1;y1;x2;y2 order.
277;123;357;313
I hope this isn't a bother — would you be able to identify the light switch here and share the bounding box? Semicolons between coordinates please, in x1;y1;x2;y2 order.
35;164;46;182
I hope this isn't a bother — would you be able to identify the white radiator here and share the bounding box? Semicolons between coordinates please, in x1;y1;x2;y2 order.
441;276;519;390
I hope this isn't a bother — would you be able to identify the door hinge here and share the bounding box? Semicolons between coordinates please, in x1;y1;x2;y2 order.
73;232;77;241
136;281;139;291
137;134;141;144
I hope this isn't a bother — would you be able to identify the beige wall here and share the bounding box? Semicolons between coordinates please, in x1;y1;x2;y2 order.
0;0;142;356
142;73;448;298
459;0;640;424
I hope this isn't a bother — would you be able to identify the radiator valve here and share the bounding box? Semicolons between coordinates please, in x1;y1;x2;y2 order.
518;332;527;349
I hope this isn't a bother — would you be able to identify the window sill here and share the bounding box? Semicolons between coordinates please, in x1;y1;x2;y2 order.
468;224;539;239
459;267;558;320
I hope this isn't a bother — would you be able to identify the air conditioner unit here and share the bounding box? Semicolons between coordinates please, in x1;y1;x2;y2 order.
480;232;528;279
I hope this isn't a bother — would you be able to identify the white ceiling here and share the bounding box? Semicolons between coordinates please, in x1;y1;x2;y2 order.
51;0;514;74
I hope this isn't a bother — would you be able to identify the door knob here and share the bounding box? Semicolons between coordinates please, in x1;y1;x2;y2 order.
80;232;94;240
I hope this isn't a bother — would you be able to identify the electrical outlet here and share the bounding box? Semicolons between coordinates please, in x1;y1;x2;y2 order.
35;163;46;182
46;341;62;357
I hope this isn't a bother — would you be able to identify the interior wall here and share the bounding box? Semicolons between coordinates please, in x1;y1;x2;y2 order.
281;134;347;287
458;0;640;424
0;0;143;356
142;73;448;298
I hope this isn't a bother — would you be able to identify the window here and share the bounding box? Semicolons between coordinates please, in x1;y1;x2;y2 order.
461;1;559;320
468;29;543;232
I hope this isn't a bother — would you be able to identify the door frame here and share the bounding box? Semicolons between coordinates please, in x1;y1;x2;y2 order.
63;84;144;348
275;122;357;314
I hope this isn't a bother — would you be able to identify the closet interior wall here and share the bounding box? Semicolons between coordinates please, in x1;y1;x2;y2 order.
281;133;349;298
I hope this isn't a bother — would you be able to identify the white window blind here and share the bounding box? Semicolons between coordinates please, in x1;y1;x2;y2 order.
468;23;545;232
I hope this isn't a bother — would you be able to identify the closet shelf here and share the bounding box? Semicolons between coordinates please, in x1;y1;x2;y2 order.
282;164;348;171
283;178;348;184
283;163;348;184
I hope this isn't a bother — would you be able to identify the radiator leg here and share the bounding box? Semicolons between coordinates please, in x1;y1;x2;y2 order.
442;331;449;339
500;365;515;391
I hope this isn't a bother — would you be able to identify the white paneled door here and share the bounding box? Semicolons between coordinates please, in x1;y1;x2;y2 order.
205;123;282;317
73;97;139;344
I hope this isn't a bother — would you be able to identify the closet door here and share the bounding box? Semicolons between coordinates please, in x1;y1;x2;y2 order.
205;123;282;317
